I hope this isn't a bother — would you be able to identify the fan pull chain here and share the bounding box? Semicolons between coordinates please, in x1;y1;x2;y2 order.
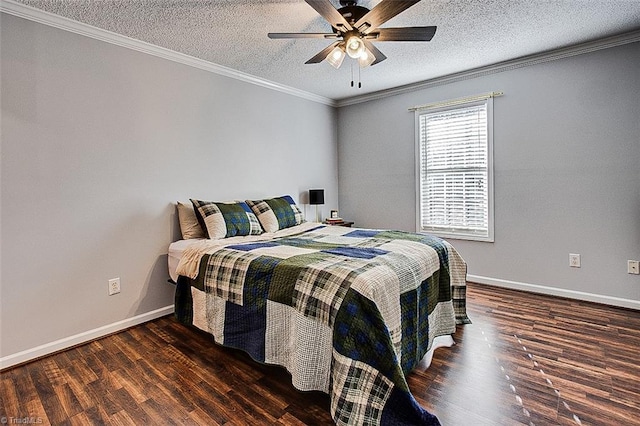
349;62;363;89
350;62;354;87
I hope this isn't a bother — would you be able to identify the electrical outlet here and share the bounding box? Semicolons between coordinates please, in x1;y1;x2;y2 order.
108;278;121;295
628;260;640;275
569;253;581;268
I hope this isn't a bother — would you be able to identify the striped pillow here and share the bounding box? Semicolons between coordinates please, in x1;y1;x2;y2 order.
191;199;263;239
246;195;304;233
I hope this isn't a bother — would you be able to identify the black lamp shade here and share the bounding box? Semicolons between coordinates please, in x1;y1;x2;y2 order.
309;189;325;205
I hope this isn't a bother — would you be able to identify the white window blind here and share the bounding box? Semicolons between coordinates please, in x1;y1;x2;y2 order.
416;98;494;241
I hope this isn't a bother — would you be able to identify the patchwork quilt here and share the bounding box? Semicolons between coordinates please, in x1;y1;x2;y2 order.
174;224;469;425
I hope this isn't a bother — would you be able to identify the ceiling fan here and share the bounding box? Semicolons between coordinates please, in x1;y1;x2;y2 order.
268;0;436;69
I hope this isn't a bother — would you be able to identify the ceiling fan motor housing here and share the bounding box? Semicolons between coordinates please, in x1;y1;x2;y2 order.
336;5;370;29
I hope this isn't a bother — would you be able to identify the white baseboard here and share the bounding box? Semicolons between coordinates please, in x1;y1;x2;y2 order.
468;275;640;310
0;305;175;370
3;277;636;369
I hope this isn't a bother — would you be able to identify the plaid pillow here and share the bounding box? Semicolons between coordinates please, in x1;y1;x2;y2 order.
246;195;304;233
191;199;263;239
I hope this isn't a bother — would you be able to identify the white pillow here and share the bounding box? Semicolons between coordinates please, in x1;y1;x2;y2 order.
177;201;206;239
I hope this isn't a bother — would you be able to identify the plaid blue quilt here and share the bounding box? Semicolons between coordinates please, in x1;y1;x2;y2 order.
175;225;469;425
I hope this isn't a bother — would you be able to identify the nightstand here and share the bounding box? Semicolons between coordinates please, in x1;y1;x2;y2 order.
323;220;354;228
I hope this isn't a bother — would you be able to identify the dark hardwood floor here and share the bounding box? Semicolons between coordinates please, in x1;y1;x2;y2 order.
2;282;639;425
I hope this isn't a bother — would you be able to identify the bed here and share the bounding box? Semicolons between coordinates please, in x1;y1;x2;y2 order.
169;197;470;425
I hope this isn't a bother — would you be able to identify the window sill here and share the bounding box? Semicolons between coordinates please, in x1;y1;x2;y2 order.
418;229;494;243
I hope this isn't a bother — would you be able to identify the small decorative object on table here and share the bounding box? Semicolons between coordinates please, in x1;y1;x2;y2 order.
330;210;339;219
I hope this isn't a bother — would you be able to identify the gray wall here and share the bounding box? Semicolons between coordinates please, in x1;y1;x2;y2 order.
2;11;638;362
338;42;640;305
1;14;338;358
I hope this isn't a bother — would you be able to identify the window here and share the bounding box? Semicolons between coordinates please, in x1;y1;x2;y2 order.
415;97;494;241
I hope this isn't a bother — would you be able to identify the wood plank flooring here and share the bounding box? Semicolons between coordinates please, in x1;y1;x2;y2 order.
2;282;639;425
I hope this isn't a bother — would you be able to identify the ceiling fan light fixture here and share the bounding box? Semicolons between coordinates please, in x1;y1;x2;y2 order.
327;45;346;68
345;34;365;58
358;48;375;68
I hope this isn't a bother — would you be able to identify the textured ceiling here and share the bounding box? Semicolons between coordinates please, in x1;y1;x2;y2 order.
12;0;640;101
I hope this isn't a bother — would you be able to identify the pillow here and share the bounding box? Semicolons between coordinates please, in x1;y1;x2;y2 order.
191;199;263;239
246;195;304;233
176;201;206;239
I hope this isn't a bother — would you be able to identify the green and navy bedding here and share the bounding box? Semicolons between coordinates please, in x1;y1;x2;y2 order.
170;203;469;425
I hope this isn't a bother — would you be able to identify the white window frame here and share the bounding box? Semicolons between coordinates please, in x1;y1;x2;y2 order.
414;96;495;242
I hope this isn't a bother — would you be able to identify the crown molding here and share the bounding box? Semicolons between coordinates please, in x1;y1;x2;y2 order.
3;0;638;109
0;0;337;107
336;29;640;107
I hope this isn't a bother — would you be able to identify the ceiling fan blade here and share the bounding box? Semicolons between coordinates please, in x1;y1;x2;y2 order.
305;41;341;64
363;40;387;65
373;26;437;42
268;33;337;39
305;0;353;31
355;0;421;33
